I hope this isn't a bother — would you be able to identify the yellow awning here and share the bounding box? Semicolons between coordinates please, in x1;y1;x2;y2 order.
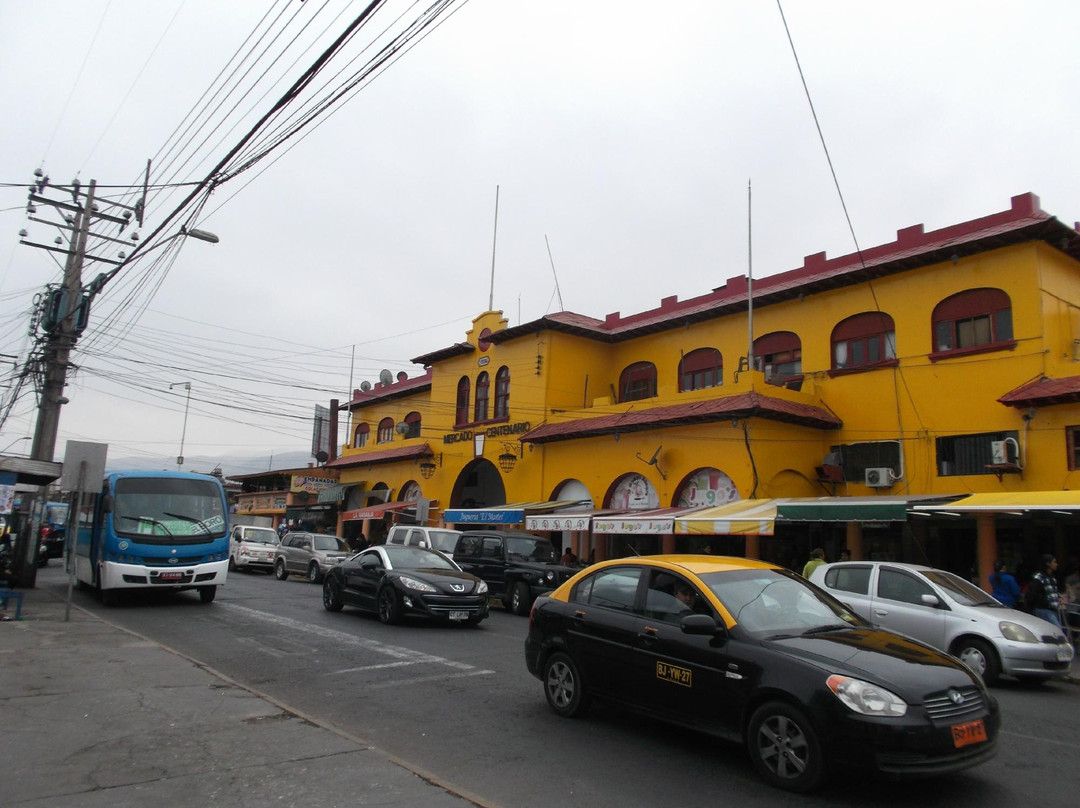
674;499;782;536
912;491;1080;512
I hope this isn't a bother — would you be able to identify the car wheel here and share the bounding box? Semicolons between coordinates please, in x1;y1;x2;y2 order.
307;561;322;584
542;652;590;718
323;576;345;612
510;581;531;616
198;586;216;604
377;586;402;625
953;637;1000;685
747;701;825;793
274;559;288;580
228;556;236;572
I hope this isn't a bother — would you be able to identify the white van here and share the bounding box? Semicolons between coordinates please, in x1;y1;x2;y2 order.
385;525;462;557
229;524;280;573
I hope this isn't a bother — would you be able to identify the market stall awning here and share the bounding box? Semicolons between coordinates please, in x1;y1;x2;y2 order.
912;491;1080;513
444;501;580;525
525;508;628;532
675;499;781;536
593;507;708;535
776;496;940;523
316;484;353;504
341;500;415;521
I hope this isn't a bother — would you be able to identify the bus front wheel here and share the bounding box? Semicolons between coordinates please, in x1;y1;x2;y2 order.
198;586;217;604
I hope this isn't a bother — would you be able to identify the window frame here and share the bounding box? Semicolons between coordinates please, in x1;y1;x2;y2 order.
678;348;723;392
353;422;369;448
474;371;490;422
829;312;897;375
403;411;421;439
930;288;1015;361
619;361;658;402
377;417;394;444
753;331;802;387
455;376;470;427
935;430;1019;476
494;366;510;418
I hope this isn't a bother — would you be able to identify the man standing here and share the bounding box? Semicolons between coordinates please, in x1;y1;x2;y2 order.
802;547;826;578
1027;554;1063;627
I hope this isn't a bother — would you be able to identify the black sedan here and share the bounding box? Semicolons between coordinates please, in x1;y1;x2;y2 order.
525;555;1000;792
323;545;489;626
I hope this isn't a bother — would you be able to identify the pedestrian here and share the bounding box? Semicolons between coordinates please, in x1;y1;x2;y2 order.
1025;554;1063;627
802;547;826;578
839;548;851;562
560;546;577;565
988;560;1021;608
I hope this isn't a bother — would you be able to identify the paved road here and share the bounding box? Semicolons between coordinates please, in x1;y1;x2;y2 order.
37;565;1080;808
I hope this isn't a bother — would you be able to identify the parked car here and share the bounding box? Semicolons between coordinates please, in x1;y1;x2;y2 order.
385;525;462;557
274;532;351;583
526;555;1000;792
809;560;1074;684
452;530;578;615
323;544;488;625
228;524;279;573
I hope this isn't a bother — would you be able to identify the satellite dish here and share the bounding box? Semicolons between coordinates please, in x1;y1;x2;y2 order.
395;422;409;435
379;369;394;386
315;450;329;464
359;381;372;392
396;371;408;382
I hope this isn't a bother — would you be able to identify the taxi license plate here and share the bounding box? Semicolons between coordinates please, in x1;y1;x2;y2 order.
448;610;468;621
950;719;987;748
159;571;183;581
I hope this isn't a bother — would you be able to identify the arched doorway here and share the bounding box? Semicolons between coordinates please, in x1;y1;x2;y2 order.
449;458;506;512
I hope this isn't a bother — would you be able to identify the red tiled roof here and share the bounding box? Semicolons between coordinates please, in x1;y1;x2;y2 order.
521;392;841;444
488;193;1080;347
347;368;433;409
998;375;1080;408
326;443;435;469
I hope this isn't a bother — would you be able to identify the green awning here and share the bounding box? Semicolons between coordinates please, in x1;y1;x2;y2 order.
316;484;350;503
777;497;923;523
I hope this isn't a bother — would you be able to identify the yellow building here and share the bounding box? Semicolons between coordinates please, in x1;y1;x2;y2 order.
327;193;1080;588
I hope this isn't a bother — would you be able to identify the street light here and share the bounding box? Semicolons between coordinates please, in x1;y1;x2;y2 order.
169;382;192;469
1;436;31;454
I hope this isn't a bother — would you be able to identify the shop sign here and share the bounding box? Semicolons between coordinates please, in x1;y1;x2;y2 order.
444;421;532;445
593;518;674;534
527;516;590;531
290;475;337;495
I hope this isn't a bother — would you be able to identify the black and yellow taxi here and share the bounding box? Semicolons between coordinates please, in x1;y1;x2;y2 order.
524;556;1000;792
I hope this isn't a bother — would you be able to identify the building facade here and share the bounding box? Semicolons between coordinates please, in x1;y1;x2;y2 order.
327;193;1080;588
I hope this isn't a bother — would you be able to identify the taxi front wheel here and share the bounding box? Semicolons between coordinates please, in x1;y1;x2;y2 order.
747;701;825;792
543;652;590;718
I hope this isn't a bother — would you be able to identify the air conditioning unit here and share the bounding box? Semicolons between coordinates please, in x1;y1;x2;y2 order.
865;467;893;487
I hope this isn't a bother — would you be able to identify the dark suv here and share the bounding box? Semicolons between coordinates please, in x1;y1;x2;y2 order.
452;530;579;615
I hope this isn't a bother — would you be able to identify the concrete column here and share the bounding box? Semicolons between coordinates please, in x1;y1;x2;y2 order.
976;513;997;593
593;533;608;562
745;534;760;559
662;533;676;554
846;522;864;559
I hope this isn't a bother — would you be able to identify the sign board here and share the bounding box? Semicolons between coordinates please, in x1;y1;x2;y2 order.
60;441;108;492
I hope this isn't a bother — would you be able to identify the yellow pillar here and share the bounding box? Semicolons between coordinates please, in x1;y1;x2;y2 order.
976;513;997;593
846;522;864;560
745;534;760;559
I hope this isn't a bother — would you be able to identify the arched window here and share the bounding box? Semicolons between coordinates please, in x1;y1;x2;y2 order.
494;366;510;418
403;411;421;438
932;288;1013;355
619;361;657;402
679;348;722;392
353;422;369;448
474;371;490;422
455;376;470;426
831;312;896;371
753;332;801;386
377;417;394;444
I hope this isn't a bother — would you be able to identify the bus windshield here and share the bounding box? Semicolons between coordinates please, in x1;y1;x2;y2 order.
113;476;227;541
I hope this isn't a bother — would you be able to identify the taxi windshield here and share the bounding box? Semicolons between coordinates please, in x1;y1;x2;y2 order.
700;568;864;637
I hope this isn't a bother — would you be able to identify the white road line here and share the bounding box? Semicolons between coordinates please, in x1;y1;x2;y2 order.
220;602;481;674
362;669;496;689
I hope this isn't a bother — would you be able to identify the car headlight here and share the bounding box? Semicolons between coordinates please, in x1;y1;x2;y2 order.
476;580;488;594
826;675;907;717
398;576;437;593
544;570;555;582
999;621;1039;643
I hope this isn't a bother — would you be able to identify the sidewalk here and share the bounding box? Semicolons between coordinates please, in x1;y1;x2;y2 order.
0;572;490;808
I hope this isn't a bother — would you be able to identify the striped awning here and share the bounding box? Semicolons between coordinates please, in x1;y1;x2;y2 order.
675;499;781;536
593;507;708;535
525;508;628;532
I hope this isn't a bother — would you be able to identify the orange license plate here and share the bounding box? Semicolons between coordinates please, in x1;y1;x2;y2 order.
951;719;987;748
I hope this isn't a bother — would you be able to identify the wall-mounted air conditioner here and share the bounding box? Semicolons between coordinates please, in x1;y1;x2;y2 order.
865;467;893;488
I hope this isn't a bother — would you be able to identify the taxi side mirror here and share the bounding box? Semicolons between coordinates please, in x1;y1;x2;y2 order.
681;613;727;639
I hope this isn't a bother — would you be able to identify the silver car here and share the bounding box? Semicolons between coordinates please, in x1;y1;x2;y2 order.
809;561;1073;684
274;531;351;584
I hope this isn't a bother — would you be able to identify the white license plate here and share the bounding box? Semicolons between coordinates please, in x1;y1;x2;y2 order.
1057;646;1074;662
448;610;469;621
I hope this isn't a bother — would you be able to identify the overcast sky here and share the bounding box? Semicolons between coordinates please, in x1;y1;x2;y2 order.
1;0;1078;474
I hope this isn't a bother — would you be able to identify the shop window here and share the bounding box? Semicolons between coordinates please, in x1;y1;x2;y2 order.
931;288;1013;357
377;417;394;444
936;430;1018;476
1067;426;1080;471
455;376;470;426
494;366;510;418
403;411;421;439
753;331;802;387
619;361;657;402
353;423;369;448
831;312;896;371
679;348;722;392
474;371;490;422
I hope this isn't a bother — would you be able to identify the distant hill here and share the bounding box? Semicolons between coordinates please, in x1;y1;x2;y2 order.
104;449;322;478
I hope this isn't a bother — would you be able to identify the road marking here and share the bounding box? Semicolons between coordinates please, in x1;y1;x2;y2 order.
362;669;496;689
220;602;485;675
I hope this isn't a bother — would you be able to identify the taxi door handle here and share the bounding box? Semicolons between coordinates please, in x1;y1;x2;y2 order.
572;609;587;621
874;608;888;616
637;625;659;645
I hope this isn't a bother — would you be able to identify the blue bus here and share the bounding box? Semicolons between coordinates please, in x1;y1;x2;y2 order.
72;470;229;605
